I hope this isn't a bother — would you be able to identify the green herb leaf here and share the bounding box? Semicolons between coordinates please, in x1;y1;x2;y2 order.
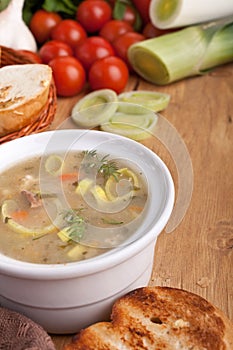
32;233;48;240
62;209;86;242
102;218;124;225
98;158;119;181
83;150;119;180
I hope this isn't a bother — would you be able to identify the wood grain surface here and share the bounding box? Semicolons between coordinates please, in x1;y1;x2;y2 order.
50;63;233;349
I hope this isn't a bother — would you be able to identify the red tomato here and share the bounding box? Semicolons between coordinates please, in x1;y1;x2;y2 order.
39;40;73;64
29;10;62;44
142;22;174;38
88;56;129;93
99;20;133;43
74;36;115;71
17;50;42;63
108;0;116;7
51;19;87;49
130;0;150;24
120;5;138;28
112;32;145;70
48;56;86;97
76;0;112;33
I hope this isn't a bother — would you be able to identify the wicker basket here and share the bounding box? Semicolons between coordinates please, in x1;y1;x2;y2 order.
0;45;57;144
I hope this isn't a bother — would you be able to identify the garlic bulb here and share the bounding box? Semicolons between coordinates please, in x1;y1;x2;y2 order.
0;0;37;51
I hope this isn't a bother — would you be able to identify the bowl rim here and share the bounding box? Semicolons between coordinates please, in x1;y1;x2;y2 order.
0;129;175;279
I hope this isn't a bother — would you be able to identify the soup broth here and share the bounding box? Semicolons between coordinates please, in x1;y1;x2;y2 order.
0;150;148;264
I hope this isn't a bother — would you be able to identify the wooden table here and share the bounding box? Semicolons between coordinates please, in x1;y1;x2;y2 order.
50;63;233;349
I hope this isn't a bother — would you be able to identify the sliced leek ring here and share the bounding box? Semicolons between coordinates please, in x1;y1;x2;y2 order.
67;243;89;260
75;178;94;195
76;179;133;213
71;89;118;128
100;102;158;141
90;184;133;213
118;90;170;112
1;199;58;236
45;154;63;176
57;227;70;242
118;168;139;188
90;185;109;203
105;168;139;201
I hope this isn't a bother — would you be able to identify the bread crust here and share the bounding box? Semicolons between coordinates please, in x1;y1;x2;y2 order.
64;286;233;350
0;64;52;136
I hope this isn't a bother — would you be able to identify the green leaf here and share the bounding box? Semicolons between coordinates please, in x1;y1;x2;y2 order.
133;7;143;31
23;0;43;24
113;1;126;20
112;0;142;31
23;0;82;24
42;0;78;16
0;0;11;11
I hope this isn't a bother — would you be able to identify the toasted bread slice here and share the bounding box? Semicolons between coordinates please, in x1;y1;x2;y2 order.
64;286;233;350
0;64;52;136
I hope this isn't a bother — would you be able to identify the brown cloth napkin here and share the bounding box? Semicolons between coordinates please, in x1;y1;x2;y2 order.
0;307;56;350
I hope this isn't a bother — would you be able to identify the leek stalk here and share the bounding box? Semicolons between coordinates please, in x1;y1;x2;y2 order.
149;0;233;29
128;17;233;85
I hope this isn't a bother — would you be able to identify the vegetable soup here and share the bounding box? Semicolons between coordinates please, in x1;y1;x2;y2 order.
0;150;148;264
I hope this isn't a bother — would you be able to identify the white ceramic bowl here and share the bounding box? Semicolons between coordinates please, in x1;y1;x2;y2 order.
0;129;174;334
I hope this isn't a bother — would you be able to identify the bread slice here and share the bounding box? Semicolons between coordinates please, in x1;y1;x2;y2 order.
0;64;52;136
64;286;233;350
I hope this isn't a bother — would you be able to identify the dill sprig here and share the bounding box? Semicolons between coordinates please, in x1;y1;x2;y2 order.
82;150;119;180
98;155;119;181
62;209;86;242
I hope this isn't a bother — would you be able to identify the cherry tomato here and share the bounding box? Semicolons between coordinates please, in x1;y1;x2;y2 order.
116;4;138;28
17;50;42;63
142;22;174;38
130;0;150;24
51;19;87;49
29;10;62;44
112;32;145;70
99;20;133;43
48;56;86;97
74;36;115;71
108;0;116;7
76;0;112;33
39;40;73;64
88;56;129;93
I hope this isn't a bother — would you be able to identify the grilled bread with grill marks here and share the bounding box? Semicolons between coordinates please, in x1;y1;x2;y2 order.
64;286;233;350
